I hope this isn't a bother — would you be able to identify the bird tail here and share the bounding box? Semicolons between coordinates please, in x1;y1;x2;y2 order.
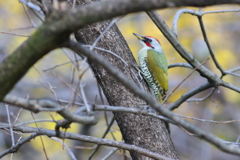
156;90;170;133
156;89;166;104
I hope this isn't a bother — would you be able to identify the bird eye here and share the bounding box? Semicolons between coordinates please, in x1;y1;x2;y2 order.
148;39;152;42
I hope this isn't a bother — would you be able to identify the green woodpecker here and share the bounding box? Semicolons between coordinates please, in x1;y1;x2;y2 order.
133;33;168;103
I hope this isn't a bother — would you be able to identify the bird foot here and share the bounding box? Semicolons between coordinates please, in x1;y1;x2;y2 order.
136;105;156;113
131;63;143;81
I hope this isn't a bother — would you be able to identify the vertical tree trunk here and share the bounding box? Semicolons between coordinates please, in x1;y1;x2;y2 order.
72;0;178;159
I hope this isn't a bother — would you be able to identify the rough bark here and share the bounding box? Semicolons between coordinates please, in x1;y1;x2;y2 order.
72;0;178;159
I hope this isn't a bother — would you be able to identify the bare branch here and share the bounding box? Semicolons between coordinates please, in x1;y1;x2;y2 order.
83;45;129;66
172;8;240;36
19;0;44;15
51;137;77;160
0;120;55;129
187;88;216;102
0;31;29;37
94;105;175;124
168;63;193;69
90;17;121;51
168;83;213;110
42;58;82;72
198;16;226;76
101;148;118;160
0;133;38;158
173;113;240;124
162;58;209;105
88;117;115;160
172;9;201;36
3;95;98;125
5;104;15;146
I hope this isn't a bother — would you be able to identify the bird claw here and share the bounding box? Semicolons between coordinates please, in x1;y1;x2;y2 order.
131;63;143;81
137;105;156;113
138;70;143;81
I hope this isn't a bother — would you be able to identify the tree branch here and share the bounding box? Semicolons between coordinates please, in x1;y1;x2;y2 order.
168;63;193;69
0;133;38;158
168;83;213;110
3;95;98;125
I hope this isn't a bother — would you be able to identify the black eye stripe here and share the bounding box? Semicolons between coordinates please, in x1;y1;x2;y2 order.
144;38;152;42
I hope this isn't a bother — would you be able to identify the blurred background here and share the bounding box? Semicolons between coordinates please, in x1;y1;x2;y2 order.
1;1;240;160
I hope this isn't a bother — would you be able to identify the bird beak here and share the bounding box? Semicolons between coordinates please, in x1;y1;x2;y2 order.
133;33;145;41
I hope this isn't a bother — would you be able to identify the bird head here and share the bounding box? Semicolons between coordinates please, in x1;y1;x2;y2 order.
133;33;162;51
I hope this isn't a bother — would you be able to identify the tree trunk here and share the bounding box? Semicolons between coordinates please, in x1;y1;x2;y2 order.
72;0;178;159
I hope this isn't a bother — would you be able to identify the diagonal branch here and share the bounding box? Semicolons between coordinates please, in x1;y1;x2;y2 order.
0;133;38;158
168;83;213;110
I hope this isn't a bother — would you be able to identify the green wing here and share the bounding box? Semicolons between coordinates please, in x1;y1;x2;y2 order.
147;49;168;91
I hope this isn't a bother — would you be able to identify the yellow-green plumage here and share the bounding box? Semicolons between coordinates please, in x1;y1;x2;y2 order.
134;33;168;103
147;49;168;103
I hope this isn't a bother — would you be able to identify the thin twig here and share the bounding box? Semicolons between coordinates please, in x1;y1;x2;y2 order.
202;9;240;15
30;112;49;160
13;108;23;124
5;104;15;146
9;26;34;31
21;3;38;27
19;0;44;14
34;66;63;106
79;67;91;113
83;45;128;66
51;137;77;160
198;16;226;76
0;31;29;37
173;113;240;124
51;71;84;101
172;8;240;36
93;105;175;124
101;148;118;160
3;95;98;125
168;63;193;69
88;117;115;160
42;58;82;72
187;88;216;102
162;58;209;105
0;133;38;158
90;17;122;51
0;119;55;129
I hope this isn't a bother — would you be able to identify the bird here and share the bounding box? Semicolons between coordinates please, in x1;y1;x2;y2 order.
133;33;168;103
